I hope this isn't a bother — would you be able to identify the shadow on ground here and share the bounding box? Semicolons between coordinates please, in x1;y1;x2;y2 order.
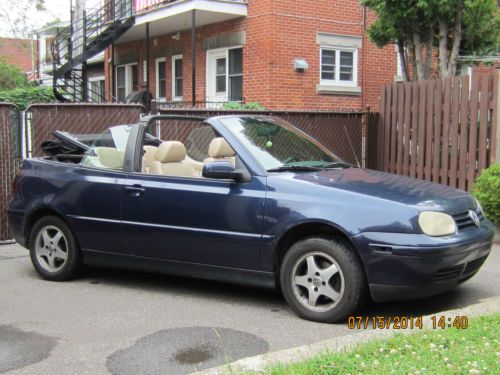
68;264;497;323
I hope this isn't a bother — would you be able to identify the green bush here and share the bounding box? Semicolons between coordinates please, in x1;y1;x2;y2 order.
0;86;56;110
472;163;500;226
222;101;266;110
0;58;28;90
242;102;266;110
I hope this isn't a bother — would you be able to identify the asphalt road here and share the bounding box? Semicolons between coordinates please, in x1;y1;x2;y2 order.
1;241;499;375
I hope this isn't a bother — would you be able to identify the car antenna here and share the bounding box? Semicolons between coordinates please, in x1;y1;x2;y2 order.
344;125;361;168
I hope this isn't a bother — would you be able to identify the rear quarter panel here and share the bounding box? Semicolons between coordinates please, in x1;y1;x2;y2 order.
9;158;126;252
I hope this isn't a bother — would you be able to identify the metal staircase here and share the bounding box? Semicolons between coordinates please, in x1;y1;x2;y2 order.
51;0;135;102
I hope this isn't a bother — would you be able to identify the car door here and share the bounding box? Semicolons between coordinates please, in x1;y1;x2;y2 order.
64;125;135;255
120;124;267;270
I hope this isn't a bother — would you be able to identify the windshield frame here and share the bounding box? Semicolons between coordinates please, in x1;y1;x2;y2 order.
213;115;346;174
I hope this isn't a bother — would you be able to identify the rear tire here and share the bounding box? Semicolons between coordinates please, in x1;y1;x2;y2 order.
280;237;366;323
29;216;81;281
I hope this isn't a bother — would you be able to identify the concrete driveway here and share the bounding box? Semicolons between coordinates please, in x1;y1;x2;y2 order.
1;241;498;375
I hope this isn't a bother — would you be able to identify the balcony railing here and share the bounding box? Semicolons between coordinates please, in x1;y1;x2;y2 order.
133;0;246;14
155;99;245;110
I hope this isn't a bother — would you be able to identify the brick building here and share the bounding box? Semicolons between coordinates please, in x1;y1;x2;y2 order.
56;0;399;109
0;38;34;75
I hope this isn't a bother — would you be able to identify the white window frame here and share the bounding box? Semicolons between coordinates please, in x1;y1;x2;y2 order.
115;63;138;101
319;46;358;87
155;57;166;101
171;54;183;101
206;46;243;103
88;76;105;102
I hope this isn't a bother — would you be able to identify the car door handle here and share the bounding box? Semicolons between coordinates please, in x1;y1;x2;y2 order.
125;185;145;196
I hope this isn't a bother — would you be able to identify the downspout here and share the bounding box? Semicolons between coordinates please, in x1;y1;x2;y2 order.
191;10;196;107
111;43;115;101
361;5;367;111
146;22;150;92
361;5;368;168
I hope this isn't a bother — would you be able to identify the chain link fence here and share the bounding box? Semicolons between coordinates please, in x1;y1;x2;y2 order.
25;104;145;157
0;104;21;242
0;103;380;242
155;108;370;166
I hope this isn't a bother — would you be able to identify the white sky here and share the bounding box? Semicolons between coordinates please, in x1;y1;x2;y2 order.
0;0;101;38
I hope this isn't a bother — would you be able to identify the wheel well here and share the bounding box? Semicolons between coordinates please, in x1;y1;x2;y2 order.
24;208;69;247
273;222;360;271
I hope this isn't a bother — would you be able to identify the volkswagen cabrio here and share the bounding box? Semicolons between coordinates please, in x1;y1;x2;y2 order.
8;115;494;322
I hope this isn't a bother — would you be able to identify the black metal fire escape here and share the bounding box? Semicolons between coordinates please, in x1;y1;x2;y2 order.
51;0;135;102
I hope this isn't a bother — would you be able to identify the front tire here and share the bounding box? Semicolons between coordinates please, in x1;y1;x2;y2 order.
280;237;366;323
29;216;81;281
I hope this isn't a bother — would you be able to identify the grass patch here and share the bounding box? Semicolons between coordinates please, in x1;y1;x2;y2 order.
260;313;499;375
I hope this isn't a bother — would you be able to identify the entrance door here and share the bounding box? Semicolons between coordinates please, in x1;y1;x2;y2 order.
206;49;228;103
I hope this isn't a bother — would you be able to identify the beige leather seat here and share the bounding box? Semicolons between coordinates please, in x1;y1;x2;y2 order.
204;137;236;166
81;147;125;169
150;141;197;178
185;156;204;176
142;145;158;173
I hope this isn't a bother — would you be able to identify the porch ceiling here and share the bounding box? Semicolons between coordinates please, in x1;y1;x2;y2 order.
116;0;247;44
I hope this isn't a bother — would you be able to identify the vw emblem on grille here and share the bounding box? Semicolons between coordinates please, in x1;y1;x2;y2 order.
468;210;480;227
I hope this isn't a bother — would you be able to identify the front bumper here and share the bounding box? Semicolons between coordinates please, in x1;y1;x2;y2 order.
352;220;495;302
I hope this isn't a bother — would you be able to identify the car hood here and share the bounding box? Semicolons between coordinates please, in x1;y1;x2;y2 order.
280;168;475;213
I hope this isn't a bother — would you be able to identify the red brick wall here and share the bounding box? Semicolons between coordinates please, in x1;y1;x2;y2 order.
0;37;33;73
107;0;397;111
471;62;500;77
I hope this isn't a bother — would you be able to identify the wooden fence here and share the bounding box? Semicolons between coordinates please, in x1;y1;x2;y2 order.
378;72;499;191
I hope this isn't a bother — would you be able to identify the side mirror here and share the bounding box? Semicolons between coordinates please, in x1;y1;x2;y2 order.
202;161;245;182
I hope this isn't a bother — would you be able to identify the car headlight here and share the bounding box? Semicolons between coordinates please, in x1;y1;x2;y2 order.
418;211;456;236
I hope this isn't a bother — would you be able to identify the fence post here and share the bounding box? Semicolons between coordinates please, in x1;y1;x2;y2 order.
493;71;500;164
361;110;366;168
0;103;21;242
151;99;157;115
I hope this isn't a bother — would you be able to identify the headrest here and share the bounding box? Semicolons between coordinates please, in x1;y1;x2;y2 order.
208;137;235;158
155;141;186;163
143;145;158;165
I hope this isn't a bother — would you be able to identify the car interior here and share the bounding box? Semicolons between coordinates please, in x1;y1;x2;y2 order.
42;124;239;180
145;137;235;178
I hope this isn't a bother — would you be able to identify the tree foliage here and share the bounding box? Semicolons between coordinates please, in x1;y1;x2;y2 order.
0;0;45;37
362;0;500;80
0;58;29;90
0;86;55;110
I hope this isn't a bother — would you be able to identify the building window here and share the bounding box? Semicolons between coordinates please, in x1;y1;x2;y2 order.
116;63;138;102
45;37;55;63
216;58;226;93
228;48;243;101
88;77;105;102
172;54;183;100
320;47;357;86
206;47;243;102
155;58;166;100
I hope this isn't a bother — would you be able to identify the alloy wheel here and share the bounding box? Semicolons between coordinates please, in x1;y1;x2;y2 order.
34;225;69;273
290;251;345;312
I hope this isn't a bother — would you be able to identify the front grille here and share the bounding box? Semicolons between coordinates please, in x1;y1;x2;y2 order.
462;256;487;277
452;209;484;231
434;255;488;283
434;264;464;282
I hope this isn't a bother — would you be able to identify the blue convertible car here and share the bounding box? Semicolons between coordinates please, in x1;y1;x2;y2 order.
8;115;494;322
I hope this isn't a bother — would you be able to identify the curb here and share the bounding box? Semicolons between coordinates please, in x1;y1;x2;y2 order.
194;296;500;375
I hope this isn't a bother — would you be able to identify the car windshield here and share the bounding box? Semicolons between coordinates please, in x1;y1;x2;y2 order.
79;125;133;170
219;116;345;171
